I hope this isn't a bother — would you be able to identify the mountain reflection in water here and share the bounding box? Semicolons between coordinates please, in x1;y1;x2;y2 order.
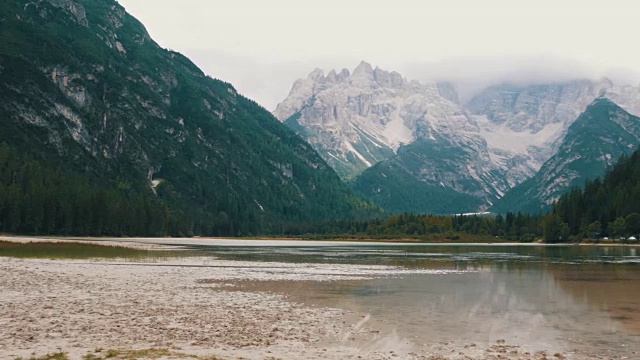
193;242;640;358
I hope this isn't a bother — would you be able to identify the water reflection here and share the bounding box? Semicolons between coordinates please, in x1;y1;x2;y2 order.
6;238;638;357
194;244;640;266
549;265;640;333
203;243;640;358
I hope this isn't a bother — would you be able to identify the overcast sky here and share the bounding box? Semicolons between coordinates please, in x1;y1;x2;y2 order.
116;0;640;110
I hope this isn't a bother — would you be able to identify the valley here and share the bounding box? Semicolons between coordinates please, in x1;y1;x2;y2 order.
1;1;640;360
275;64;640;214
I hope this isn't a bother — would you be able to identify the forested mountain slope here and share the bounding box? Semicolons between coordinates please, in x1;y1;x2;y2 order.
0;0;372;236
493;98;640;214
545;147;640;242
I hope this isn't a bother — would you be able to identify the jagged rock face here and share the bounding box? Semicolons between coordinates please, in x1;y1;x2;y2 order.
467;81;603;132
468;80;640;189
274;61;473;179
492;98;640;213
467;80;606;189
277;64;640;214
276;62;511;212
0;0;362;227
39;0;88;27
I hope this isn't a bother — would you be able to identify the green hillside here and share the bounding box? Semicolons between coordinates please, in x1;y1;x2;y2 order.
0;0;374;236
547;148;640;241
351;139;486;214
493;98;640;214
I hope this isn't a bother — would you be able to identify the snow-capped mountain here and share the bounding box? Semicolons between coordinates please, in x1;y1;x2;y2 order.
275;62;640;214
468;80;640;192
492;98;640;213
467;80;606;187
274;61;472;179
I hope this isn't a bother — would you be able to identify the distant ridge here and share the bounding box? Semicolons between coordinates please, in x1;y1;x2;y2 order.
493;98;640;214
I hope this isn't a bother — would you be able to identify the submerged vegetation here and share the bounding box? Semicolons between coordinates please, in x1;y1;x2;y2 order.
14;353;68;360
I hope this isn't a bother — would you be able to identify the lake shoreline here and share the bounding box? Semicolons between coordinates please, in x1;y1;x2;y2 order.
1;240;632;359
1;234;639;249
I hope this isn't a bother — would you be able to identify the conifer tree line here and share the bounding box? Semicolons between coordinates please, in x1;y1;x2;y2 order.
546;149;640;242
0;142;368;237
278;148;640;243
1;139;639;242
277;212;542;242
0;143;192;236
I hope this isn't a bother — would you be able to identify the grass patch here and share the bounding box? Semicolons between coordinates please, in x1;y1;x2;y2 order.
0;241;175;260
15;352;69;360
82;349;221;360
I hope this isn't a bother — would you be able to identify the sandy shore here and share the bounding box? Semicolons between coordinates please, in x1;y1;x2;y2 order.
0;238;623;359
2;234;639;249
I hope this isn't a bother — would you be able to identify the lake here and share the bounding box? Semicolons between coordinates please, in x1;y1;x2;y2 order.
177;241;640;358
4;238;640;358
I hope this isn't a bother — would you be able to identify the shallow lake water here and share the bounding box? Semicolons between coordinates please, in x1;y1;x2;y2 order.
182;241;640;358
5;238;640;358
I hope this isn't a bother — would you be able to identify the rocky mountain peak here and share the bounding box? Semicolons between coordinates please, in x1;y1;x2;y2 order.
274;62;474;179
338;68;350;81
352;60;374;78
297;62;407;90
307;68;325;81
276;61;640;214
373;67;404;88
325;69;338;83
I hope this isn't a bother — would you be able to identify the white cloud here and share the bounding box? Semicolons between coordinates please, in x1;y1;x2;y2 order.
117;0;640;109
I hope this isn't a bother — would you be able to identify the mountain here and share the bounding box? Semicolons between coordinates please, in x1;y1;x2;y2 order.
0;0;369;236
493;98;640;213
274;61;473;180
552;147;640;239
469;80;640;184
467;80;609;186
349;139;488;214
276;66;640;214
275;62;511;213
